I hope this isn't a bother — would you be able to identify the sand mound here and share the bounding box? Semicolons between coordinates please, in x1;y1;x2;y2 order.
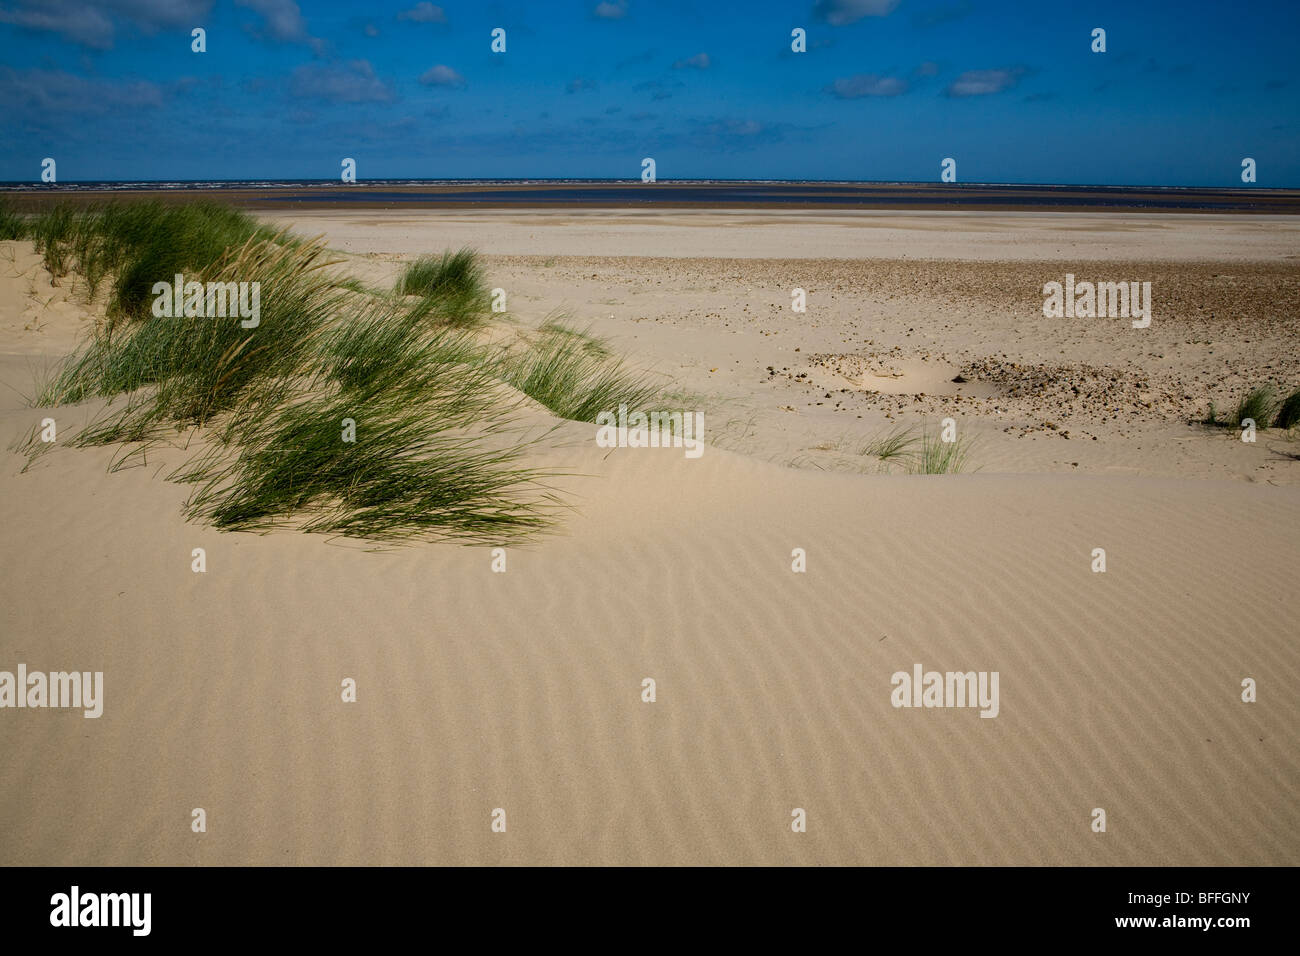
2;211;1296;866
1;420;1296;864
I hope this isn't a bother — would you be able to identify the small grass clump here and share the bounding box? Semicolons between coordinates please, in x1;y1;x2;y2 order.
846;423;972;473
1272;388;1300;430
497;321;664;422
1203;385;1298;432
29;204;77;278
396;248;487;326
907;429;973;474
174;386;551;543
860;425;918;462
0;199;27;240
1233;386;1276;429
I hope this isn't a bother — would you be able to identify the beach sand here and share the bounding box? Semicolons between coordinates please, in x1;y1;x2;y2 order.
1;210;1297;865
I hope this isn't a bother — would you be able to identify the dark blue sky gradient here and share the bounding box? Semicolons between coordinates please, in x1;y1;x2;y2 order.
1;0;1297;186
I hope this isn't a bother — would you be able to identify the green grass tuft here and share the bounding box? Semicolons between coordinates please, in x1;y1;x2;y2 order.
497;321;665;422
860;425;918;462
173;386;553;543
907;428;973;474
395;248;487;326
1233;386;1276;429
21;199;282;316
28;201;559;544
1272;388;1300;430
40;238;340;422
0;199;27;240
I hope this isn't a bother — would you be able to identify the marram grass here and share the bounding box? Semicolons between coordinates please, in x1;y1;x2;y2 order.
496;320;666;422
0;198;27;241
907;428;974;474
1233;386;1276;429
1274;388;1300;430
172;386;554;542
1203;384;1299;432
22;200;283;321
39;238;343;422
21;200;562;544
860;425;919;462
395;248;488;327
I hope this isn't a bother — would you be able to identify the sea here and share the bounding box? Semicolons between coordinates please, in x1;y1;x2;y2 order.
1;180;1297;213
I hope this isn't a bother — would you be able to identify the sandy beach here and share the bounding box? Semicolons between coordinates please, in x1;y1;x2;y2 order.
1;208;1297;866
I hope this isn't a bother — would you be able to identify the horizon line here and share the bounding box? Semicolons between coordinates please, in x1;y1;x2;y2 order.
2;178;1297;192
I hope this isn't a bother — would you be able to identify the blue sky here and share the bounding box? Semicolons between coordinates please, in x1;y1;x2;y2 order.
1;0;1297;185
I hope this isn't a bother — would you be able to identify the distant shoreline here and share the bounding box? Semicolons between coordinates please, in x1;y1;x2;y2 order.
3;181;1299;214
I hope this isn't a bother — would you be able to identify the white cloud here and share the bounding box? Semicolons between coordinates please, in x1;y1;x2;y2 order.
0;66;164;113
398;3;446;23
946;68;1025;97
419;64;466;88
290;60;395;103
828;73;908;98
673;52;711;70
812;0;899;26
0;0;212;49
236;0;325;54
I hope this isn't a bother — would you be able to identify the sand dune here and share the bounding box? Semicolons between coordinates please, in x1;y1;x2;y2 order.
1;212;1297;865
1;417;1296;864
